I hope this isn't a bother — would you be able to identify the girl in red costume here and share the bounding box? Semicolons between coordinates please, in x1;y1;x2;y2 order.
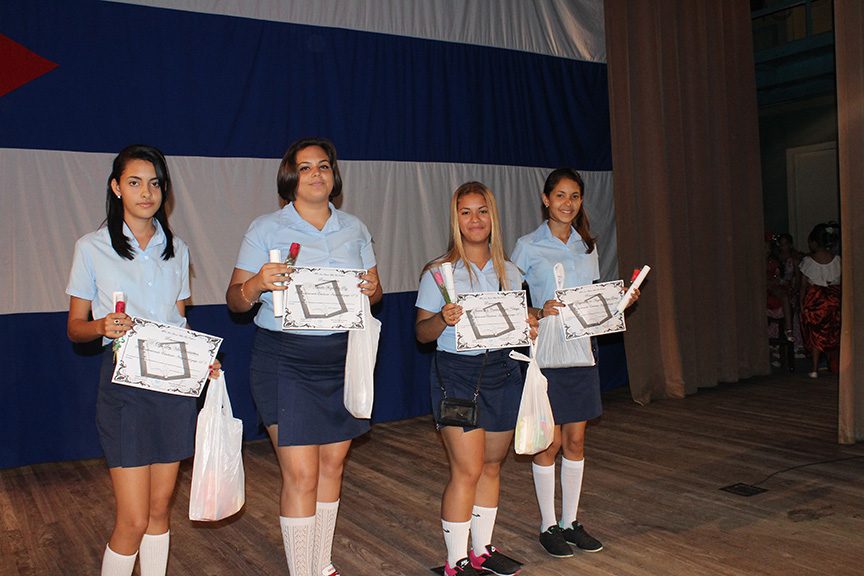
799;223;841;378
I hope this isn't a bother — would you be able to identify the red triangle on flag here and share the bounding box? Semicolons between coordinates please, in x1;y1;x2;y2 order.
0;33;59;98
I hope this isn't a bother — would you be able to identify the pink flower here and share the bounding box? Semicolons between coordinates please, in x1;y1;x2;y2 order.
433;269;452;303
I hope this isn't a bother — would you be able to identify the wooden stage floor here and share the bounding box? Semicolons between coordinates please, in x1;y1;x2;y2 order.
2;367;863;575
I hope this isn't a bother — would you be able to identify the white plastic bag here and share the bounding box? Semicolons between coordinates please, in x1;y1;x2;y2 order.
535;314;595;369
189;372;245;521
510;348;555;455
344;298;381;419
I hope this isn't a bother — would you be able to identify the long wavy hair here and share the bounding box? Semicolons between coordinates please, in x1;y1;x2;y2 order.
105;144;175;261
422;181;512;290
542;168;596;254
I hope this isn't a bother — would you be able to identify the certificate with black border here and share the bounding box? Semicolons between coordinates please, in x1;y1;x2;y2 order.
281;266;365;330
555;280;626;339
112;317;222;397
454;290;530;351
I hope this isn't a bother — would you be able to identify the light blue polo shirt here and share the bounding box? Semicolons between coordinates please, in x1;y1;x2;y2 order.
235;202;376;333
66;221;190;345
416;258;524;355
510;221;600;308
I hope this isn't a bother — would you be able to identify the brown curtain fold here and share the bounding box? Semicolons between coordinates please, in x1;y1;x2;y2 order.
604;0;769;404
835;0;864;444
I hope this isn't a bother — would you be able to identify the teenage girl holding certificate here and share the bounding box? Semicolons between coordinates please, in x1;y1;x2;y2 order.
416;181;536;576
66;144;219;576
510;168;638;559
226;137;381;576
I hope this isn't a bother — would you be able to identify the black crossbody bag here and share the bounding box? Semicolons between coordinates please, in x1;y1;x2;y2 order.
435;350;488;427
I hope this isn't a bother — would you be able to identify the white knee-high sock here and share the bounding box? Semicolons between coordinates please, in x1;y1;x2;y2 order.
313;500;340;576
139;531;170;576
280;515;316;576
532;461;557;532
470;505;497;556
561;457;585;529
100;544;137;576
442;519;471;568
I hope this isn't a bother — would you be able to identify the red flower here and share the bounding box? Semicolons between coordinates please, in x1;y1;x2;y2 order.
285;243;301;265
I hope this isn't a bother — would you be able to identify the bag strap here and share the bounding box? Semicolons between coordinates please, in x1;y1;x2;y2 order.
219;374;233;417
433;273;496;401
435;350;488;401
207;372;232;417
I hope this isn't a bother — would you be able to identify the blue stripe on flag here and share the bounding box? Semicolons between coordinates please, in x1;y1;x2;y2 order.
0;0;610;169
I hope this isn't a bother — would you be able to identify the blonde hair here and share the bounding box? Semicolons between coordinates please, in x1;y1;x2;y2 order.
422;181;512;290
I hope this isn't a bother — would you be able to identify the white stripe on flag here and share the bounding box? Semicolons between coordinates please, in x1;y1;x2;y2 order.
1;148;616;313
103;0;607;62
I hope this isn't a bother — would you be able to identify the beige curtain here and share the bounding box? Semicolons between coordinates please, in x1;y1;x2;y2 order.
604;0;769;404
835;0;864;444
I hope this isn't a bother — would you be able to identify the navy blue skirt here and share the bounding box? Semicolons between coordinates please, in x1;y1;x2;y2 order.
430;350;522;432
96;346;197;468
542;364;602;424
250;328;370;446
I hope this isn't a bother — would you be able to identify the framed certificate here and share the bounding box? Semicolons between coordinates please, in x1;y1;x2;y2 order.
281;266;366;330
455;290;530;351
111;317;222;397
555;280;626;339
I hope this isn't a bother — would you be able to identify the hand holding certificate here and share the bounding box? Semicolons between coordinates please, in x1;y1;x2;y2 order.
554;266;649;339
454;290;531;351
112;318;223;397
555;281;627;339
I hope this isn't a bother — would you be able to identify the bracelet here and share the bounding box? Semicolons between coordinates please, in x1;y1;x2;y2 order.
537;308;544;320
240;281;258;306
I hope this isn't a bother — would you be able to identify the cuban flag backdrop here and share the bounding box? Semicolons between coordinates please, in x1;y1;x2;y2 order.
0;0;624;469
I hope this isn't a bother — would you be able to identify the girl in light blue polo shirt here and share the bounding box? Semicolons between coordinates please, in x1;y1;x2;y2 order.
416;181;535;576
66;144;219;576
511;168;638;559
226;138;381;576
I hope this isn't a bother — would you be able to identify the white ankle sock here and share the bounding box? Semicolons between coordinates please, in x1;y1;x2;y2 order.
139;531;170;576
280;515;316;576
561;457;585;529
101;544;137;576
313;500;340;575
532;461;557;532
470;505;497;556
442;518;471;568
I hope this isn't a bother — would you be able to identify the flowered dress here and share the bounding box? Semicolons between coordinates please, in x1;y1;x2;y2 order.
799;255;841;358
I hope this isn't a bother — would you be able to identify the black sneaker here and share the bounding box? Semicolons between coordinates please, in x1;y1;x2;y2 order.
562;522;603;552
539;525;573;558
469;545;521;576
445;557;481;576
